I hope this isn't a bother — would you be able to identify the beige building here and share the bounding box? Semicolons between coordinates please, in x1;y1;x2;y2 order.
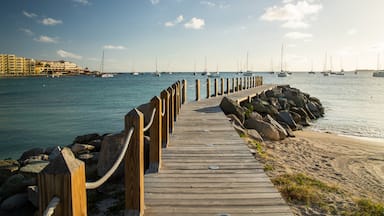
0;54;36;76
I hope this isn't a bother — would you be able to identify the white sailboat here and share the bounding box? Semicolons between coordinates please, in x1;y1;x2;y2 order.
243;52;253;76
373;54;384;77
154;57;161;76
96;50;114;78
278;44;288;77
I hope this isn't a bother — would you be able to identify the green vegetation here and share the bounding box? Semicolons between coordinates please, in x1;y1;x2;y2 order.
272;173;339;212
348;199;384;216
243;103;254;119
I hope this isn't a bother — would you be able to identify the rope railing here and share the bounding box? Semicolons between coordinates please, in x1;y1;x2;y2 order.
143;107;157;132
43;196;60;216
85;127;134;190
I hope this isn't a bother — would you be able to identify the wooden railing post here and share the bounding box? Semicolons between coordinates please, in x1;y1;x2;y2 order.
176;81;181;115
172;84;178;121
125;109;144;215
195;79;200;101
239;78;242;91
160;90;169;148
148;96;162;173
206;78;210;98
220;78;224;95
214;79;218;97
232;78;235;93
38;148;87;216
182;79;187;104
167;87;174;133
226;78;230;95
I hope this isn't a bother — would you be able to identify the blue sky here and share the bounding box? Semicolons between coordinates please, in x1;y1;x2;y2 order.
1;0;384;72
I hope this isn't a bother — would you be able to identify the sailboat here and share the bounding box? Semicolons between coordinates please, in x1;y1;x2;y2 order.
278;44;288;77
208;64;220;77
202;56;210;76
243;52;253;76
322;52;330;76
308;59;315;74
154;57;161;76
373;54;384;77
96;50;114;78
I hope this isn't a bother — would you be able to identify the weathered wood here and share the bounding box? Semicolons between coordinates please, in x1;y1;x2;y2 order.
206;78;210;98
220;78;224;95
148;96;162;173
160;90;169;148
195;79;200;101
125;109;144;215
214;78;218;96
38;147;87;216
231;78;235;93
226;78;230;95
144;83;292;216
167;87;174;133
182;80;187;104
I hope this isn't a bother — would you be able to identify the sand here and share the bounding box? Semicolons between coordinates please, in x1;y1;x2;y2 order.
262;130;384;203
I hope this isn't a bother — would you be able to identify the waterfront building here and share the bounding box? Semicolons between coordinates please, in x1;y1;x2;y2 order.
0;54;36;76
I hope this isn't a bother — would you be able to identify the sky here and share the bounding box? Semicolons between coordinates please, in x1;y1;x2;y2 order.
1;0;384;72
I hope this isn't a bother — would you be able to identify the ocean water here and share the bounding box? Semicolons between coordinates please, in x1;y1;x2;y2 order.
0;72;383;159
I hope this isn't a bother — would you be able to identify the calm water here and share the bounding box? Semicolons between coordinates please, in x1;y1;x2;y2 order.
0;72;383;159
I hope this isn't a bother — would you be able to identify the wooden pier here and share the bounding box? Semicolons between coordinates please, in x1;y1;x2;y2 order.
37;76;292;216
144;85;292;215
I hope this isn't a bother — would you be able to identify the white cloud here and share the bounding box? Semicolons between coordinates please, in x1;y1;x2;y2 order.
284;31;313;39
20;28;34;36
150;0;159;5
41;18;63;26
260;1;322;29
103;45;126;50
282;20;309;29
164;15;184;27
22;11;37;18
57;50;82;60
347;28;357;35
73;0;90;5
34;35;58;43
200;1;215;7
184;17;205;30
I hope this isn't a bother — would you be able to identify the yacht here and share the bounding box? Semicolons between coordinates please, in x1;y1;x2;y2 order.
373;70;384;77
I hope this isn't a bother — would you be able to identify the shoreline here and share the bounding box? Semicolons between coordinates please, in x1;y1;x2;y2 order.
252;129;384;215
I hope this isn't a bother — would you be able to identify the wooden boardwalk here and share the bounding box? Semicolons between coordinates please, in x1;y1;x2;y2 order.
144;84;293;215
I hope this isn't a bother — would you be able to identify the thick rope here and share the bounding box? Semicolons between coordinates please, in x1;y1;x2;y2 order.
143;108;156;132
161;98;166;117
43;196;60;216
85;127;134;189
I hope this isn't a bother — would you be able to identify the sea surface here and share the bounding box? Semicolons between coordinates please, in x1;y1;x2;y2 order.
0;72;383;159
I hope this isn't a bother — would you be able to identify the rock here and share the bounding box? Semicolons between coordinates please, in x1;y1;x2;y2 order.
48;146;61;161
78;153;94;160
0;174;28;200
247;112;263;121
279;122;296;137
19;148;44;161
290;107;312;126
244;119;280;141
0;160;19;185
265;89;275;98
19;160;49;174
71;143;95;154
277;111;298;130
227;114;244;129
251;99;279;117
307;101;321;118
263;115;287;139
97;133;125;179
289;111;302;125
0;193;28;211
220;97;246;123
278;97;289;110
27;186;38;207
269;97;281;110
246;129;264;143
88;139;102;152
73;133;101;144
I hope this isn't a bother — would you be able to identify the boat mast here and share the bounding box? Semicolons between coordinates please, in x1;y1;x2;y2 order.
204;56;207;73
155;57;158;73
280;44;284;72
246;51;249;72
101;50;104;73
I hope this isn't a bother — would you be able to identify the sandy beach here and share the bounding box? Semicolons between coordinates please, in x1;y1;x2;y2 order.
254;130;384;215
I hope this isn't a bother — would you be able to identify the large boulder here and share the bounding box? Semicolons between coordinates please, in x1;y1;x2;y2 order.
0;160;19;185
0;193;28;211
220;97;246;123
18;148;44;162
244;119;280;141
71;143;95;154
227;114;244;129
251;99;279;117
97;133;125;179
263;115;287;139
277;111;298;130
0;174;30;201
290;107;311;126
246;129;264;143
247;112;263;121
19;160;49;175
73;133;101;144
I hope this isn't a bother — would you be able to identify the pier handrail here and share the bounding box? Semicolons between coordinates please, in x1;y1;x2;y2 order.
143;108;157;132
37;76;263;216
42;196;60;216
85;127;134;189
